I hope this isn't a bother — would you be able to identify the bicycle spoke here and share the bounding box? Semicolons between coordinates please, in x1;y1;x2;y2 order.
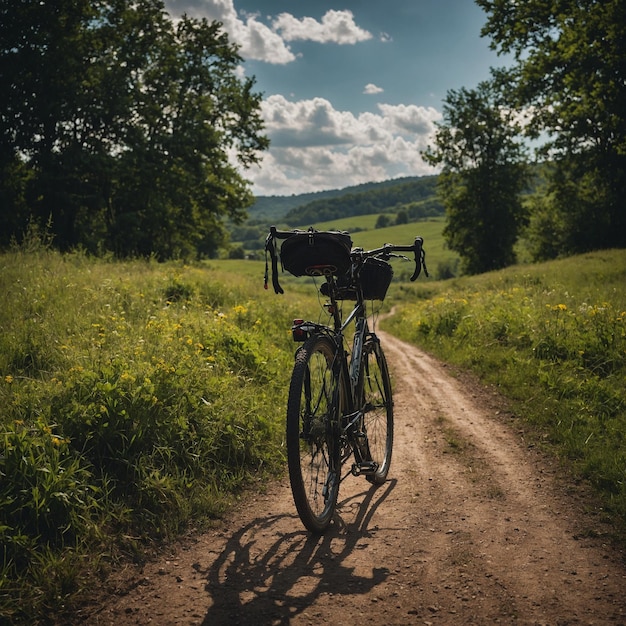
359;340;393;484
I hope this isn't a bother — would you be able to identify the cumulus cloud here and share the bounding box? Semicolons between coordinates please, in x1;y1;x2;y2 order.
162;2;440;195
164;2;372;63
164;0;295;63
248;96;442;195
364;83;384;95
272;10;373;44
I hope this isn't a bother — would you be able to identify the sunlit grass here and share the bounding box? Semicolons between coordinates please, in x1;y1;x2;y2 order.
0;242;300;623
385;249;626;531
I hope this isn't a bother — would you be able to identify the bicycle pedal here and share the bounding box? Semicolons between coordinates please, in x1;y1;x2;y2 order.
351;461;378;476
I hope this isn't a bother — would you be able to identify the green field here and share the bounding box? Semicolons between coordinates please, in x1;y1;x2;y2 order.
2;237;625;623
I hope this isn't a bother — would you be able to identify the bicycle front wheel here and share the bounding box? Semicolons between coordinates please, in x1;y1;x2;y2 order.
286;334;342;533
358;337;393;485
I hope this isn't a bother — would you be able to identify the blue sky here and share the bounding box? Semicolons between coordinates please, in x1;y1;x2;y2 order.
164;1;507;196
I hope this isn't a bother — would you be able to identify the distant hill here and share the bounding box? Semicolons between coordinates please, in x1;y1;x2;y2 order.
283;175;443;226
249;175;440;223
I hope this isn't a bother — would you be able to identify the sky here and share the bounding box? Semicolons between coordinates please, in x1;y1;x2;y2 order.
163;0;508;197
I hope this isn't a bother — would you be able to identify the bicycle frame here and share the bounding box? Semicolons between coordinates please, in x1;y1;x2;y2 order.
293;275;366;396
291;272;381;476
266;226;428;532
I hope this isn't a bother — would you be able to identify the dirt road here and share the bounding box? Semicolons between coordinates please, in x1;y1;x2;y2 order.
84;332;626;625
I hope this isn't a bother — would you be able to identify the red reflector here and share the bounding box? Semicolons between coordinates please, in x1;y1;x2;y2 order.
292;319;308;342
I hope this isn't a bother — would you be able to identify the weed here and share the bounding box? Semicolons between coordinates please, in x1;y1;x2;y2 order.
0;248;296;623
386;249;626;530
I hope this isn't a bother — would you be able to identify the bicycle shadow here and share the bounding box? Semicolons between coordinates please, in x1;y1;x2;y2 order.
198;478;397;625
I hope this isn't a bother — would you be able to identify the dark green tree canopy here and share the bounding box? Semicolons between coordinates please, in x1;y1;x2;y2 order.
0;0;269;257
424;78;529;275
476;0;626;254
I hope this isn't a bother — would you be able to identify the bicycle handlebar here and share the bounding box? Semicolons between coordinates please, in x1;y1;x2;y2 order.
264;226;428;294
351;238;429;281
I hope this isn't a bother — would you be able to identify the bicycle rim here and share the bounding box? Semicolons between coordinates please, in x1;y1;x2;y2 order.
359;338;393;484
286;335;341;533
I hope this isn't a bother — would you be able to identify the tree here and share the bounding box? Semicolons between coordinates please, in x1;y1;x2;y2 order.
476;0;626;255
375;214;391;229
395;209;408;225
0;0;268;257
423;78;529;274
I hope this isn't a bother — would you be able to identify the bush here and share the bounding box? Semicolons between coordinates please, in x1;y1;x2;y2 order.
0;247;296;622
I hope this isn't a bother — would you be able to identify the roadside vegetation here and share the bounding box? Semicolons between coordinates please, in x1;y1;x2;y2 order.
385;248;626;533
2;228;626;623
0;235;301;623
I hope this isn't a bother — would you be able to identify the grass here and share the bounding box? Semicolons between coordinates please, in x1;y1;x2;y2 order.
384;249;626;532
0;239;305;624
3;227;626;622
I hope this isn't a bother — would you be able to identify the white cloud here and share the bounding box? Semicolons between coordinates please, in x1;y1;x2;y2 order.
164;0;295;63
237;14;295;63
248;95;442;195
272;10;373;45
162;2;441;195
364;83;384;95
164;2;372;63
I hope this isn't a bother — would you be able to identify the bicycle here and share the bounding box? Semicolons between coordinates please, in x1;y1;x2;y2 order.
265;226;428;533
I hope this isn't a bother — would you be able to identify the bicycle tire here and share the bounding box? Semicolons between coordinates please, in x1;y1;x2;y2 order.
357;337;393;485
286;334;342;533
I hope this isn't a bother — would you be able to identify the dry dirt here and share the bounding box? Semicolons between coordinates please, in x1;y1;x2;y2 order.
81;332;626;625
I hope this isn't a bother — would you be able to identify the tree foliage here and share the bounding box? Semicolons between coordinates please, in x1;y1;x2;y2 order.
477;0;626;255
423;79;529;274
284;175;443;226
0;0;268;258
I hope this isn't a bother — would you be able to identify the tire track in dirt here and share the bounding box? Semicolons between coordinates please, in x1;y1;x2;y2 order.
81;333;626;625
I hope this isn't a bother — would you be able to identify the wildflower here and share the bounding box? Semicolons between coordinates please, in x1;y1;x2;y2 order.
120;372;135;383
5;375;14;384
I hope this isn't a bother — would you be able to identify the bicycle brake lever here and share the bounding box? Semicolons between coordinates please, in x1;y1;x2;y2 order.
410;237;428;281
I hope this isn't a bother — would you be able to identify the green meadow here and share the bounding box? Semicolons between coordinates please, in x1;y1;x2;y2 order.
0;241;301;622
1;230;625;623
385;248;626;529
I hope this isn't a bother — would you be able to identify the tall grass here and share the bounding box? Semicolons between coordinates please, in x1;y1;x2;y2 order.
0;238;301;623
385;249;626;530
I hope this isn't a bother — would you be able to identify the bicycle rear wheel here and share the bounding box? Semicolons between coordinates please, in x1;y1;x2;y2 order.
358;337;393;485
286;334;342;533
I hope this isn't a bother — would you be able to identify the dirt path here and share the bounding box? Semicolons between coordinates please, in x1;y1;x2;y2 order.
83;332;626;625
